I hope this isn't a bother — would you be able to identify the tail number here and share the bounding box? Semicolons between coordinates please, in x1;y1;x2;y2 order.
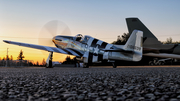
127;45;141;51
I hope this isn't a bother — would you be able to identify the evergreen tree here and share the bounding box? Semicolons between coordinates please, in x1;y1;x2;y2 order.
2;57;5;60
112;33;130;45
63;56;76;64
36;61;39;66
6;55;9;60
10;55;13;60
162;37;180;44
42;58;46;66
17;50;25;60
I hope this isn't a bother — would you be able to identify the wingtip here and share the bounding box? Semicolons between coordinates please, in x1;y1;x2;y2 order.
3;40;10;44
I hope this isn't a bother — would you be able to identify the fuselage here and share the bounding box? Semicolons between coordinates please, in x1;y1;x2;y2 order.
52;35;107;56
52;34;139;63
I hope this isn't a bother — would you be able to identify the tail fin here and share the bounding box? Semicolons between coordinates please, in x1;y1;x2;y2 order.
126;18;161;47
123;30;143;61
123;30;143;53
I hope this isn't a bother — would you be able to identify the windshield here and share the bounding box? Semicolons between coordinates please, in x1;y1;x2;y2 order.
81;35;91;43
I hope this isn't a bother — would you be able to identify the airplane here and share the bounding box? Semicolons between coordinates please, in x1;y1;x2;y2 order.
3;29;143;68
126;18;180;65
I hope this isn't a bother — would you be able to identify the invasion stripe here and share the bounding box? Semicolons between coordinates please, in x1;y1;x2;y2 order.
51;47;61;52
105;44;113;49
88;52;93;64
51;47;67;54
92;55;98;62
61;48;73;55
98;54;103;61
66;49;80;56
68;48;83;56
91;39;98;47
87;38;94;46
100;42;108;49
96;40;103;46
44;46;54;52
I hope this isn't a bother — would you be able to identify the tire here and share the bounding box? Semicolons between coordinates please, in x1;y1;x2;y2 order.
149;61;154;66
83;63;89;68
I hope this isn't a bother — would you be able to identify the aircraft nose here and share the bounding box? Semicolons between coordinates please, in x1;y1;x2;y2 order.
52;36;56;43
53;36;56;40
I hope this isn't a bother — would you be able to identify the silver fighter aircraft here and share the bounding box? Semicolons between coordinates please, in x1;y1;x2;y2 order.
3;30;143;68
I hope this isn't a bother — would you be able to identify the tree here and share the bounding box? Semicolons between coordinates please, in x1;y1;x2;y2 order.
10;55;13;60
164;37;172;44
112;33;130;45
17;50;25;60
162;37;180;44
42;58;46;66
65;56;71;62
62;56;76;64
36;61;39;66
2;57;5;60
6;55;9;60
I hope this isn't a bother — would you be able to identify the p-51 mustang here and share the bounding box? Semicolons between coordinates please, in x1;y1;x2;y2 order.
3;30;143;68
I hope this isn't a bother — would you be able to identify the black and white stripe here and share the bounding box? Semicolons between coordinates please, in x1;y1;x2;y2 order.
85;38;113;63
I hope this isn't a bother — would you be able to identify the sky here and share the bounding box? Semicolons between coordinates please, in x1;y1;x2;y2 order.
0;0;180;63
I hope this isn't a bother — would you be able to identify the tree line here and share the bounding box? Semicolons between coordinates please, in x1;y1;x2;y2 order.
0;50;47;67
112;33;180;45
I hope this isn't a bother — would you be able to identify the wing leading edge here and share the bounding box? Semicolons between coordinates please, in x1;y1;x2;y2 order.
3;40;83;57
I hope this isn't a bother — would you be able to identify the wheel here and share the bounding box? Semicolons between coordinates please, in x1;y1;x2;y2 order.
83;63;89;68
161;62;165;65
112;63;117;68
149;61;154;65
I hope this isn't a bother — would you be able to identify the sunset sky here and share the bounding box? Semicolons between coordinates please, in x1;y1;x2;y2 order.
0;0;180;63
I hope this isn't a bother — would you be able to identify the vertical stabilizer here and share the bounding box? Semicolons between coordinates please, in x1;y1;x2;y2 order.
123;30;143;53
126;18;161;47
123;30;143;61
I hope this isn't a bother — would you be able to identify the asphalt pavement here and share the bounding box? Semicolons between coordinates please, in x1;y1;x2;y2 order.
0;66;180;101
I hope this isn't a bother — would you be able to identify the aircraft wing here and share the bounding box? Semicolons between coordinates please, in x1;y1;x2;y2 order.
3;40;83;57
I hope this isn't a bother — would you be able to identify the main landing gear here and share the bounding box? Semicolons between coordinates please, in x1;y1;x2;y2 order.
46;52;53;68
83;63;89;68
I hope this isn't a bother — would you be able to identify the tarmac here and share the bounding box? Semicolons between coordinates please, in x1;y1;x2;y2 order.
0;66;180;101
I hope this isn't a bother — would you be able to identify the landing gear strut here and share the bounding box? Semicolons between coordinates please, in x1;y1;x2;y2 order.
112;62;117;68
46;52;53;68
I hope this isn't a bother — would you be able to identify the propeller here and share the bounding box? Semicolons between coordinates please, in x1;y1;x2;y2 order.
38;20;72;61
38;20;71;47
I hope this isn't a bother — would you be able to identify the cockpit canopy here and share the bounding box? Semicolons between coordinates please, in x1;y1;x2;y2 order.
74;34;83;41
74;34;91;43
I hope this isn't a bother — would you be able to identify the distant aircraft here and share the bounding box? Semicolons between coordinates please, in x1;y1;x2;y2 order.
3;29;143;68
126;18;180;65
